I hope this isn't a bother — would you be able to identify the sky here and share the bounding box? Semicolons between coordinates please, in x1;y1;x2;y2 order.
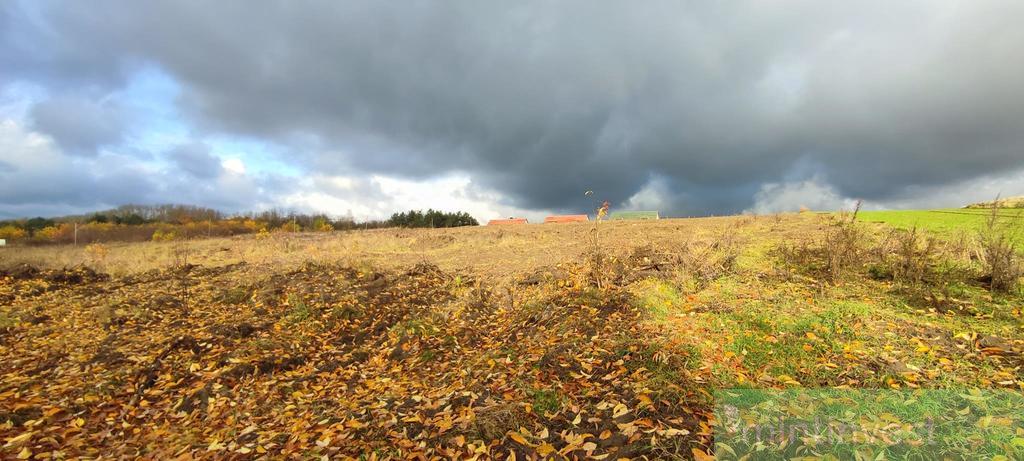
2;0;1024;222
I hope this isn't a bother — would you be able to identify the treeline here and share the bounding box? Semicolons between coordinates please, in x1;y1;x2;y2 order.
387;209;479;228
81;204;222;225
0;204;479;245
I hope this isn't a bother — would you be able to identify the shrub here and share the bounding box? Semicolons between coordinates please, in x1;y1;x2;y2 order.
776;217;868;283
313;217;333;232
0;225;27;241
84;243;109;266
890;227;937;285
681;235;739;288
978;206;1022;292
151;229;177;241
278;221;302;233
821;220;867;282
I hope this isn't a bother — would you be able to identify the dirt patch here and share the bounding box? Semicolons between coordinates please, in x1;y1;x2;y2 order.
0;406;42;427
43;266;108;285
2;263;40;280
209;321;264;340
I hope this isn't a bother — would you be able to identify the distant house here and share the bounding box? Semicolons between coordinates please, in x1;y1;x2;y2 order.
610;211;660;221
544;214;589;223
487;218;528;225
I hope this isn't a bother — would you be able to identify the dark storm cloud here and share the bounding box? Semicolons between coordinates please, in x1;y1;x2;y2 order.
4;1;1024;214
166;143;222;179
28;95;126;155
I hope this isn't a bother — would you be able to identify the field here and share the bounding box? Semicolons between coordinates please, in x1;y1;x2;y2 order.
2;213;1023;459
858;209;1024;246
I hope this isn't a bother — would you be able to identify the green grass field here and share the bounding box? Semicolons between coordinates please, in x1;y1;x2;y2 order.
857;209;1024;243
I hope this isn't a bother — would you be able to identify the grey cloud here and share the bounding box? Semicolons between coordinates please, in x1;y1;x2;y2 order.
28;95;126;155
4;1;1024;215
166;143;222;179
0;120;279;219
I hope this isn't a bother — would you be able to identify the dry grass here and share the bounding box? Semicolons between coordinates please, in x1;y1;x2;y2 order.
0;215;820;279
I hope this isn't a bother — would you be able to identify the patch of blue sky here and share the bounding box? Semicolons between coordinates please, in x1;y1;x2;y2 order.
0;81;47;120
204;135;303;177
111;66;302;177
111;65;189;156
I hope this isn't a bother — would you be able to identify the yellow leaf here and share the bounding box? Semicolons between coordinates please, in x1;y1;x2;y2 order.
507;431;534;447
692;447;715;461
583;442;597;452
6;432;33;445
612;403;629;418
73;418;85;428
17;447;31;459
600;430;612;440
536;443;555;456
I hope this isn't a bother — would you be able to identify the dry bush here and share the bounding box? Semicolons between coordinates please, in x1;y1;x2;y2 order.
889;227;937;285
171;242;193;312
945;230;977;263
775;239;814;274
472;402;528;441
679;233;740;288
84;243;109;270
821;220;868;282
978;207;1023;292
776;218;868;283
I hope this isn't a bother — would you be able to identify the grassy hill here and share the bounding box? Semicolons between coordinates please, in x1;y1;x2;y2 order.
965;195;1024;209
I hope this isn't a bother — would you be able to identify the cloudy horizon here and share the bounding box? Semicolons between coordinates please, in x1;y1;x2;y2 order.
3;1;1024;222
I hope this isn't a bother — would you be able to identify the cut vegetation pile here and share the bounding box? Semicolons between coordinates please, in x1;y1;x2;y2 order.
1;213;1023;459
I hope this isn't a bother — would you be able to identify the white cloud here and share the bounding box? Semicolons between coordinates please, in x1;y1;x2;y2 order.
622;177;675;213
746;168;1024;215
747;176;860;214
221;157;246;175
859;170;1024;210
280;173;549;223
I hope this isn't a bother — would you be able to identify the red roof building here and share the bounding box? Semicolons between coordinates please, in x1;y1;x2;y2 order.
487;218;528;225
543;214;589;223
